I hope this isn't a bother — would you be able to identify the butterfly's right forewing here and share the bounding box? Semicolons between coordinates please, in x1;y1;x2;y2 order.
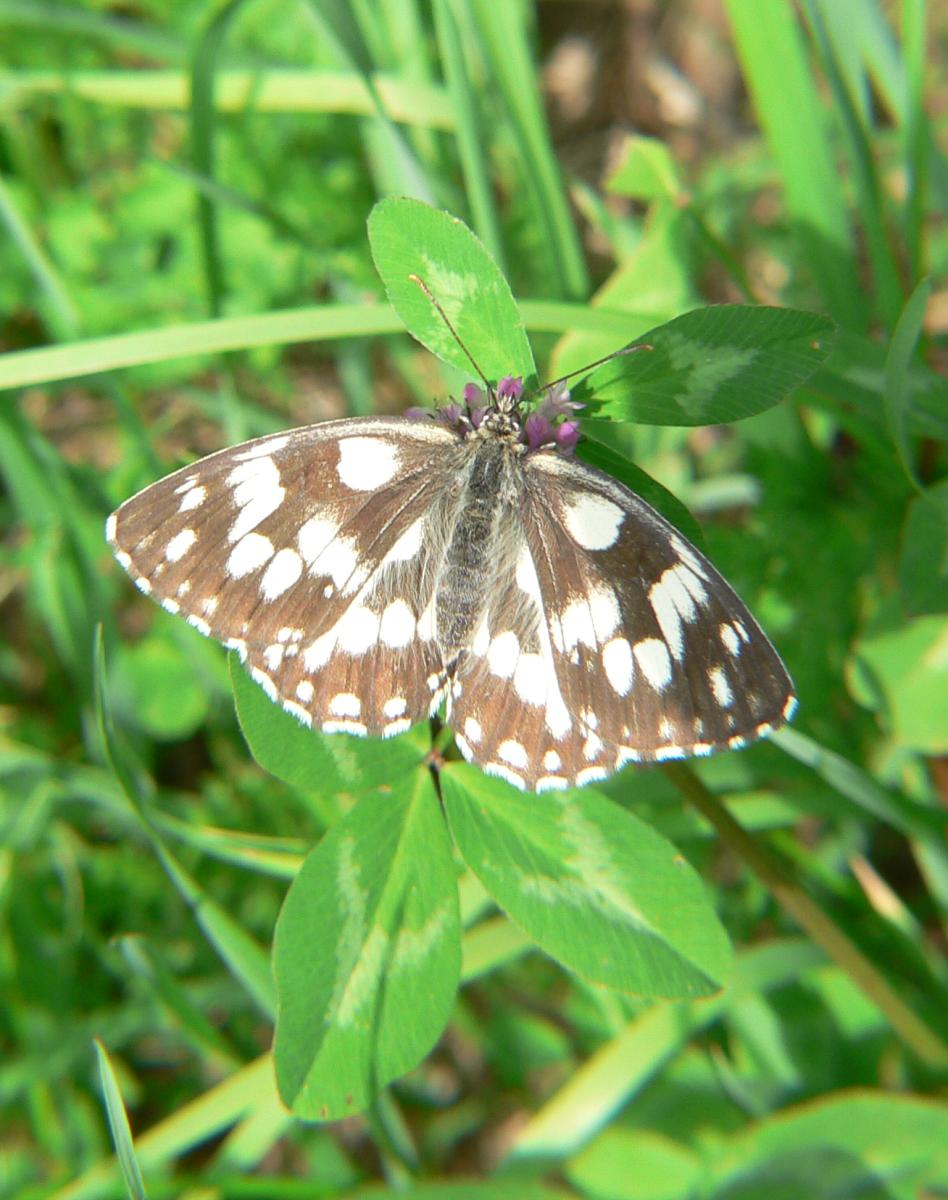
108;417;462;737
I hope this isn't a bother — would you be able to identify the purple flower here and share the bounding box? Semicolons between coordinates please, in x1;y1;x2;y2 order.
555;420;581;452
497;375;524;401
405;406;430;422
435;403;463;428
524;412;553;449
463;382;486;406
536;383;584;423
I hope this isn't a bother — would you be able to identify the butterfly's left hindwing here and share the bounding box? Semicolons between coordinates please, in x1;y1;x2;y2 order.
108;418;462;738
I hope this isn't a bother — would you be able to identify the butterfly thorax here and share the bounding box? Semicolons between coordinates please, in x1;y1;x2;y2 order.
435;434;524;661
478;395;523;440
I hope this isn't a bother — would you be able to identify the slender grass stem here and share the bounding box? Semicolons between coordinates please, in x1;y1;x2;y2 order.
663;761;948;1069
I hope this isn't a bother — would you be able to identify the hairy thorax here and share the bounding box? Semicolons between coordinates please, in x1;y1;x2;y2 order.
435;435;524;660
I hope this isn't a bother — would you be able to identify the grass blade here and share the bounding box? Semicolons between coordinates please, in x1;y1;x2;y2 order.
724;0;866;329
94;1040;148;1200
884;276;930;491
432;0;506;272
467;0;588;298
802;0;904;330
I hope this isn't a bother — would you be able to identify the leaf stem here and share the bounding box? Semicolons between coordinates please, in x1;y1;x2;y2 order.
663;762;948;1068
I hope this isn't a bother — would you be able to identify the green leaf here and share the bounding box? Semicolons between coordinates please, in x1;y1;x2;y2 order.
900;479;948;616
273;775;460;1120
567;1128;701;1200
441;766;732;998
230;654;428;795
577;429;707;550
705;1090;948;1199
113;633;209;741
367;197;535;384
606;135;683;202
850;614;948;755
571;306;836;426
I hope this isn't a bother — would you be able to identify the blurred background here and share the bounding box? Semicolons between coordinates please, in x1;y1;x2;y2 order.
1;1;946;1197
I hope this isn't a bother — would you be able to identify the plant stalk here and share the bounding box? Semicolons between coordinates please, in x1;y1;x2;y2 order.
664;762;948;1068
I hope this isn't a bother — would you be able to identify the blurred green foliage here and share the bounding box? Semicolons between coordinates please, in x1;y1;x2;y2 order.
0;1;945;1197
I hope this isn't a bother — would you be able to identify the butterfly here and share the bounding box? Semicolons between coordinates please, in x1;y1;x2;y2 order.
106;358;796;793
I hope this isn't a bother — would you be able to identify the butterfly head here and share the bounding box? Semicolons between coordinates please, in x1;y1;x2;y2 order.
410;376;583;454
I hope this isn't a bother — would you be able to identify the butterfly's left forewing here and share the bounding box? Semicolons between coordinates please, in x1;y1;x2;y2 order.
525;452;795;773
108;417;462;737
449;449;795;791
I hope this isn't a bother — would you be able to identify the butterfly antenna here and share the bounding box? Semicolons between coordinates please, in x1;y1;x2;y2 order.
409;274;495;397
541;342;653;396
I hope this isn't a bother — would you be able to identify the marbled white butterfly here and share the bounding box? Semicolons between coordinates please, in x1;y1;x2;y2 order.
106;347;796;792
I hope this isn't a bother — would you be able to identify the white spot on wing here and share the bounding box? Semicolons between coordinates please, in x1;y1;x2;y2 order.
720;622;741;656
634;637;672;691
234;435;290;461
559;599;596;651
298;515;338;564
487;630;520;679
379;599;416;648
498;739;529;769
227;456;285;542
263;643;284;670
165;528;197;562
186;614;210;636
471;613;491;657
322;719;368;736
105;513;118;543
178;485;206;512
303;630;336;671
227;532;274;578
514;653;546;705
563;491;624;550
588;584;621;640
464;716;482;744
484;762;527;790
250;666;277;701
383;517;424;565
675;563;708;607
384;696;407;719
337;605;381;655
537;774;569;792
583;731;604;761
337;437;400;491
282;700;312;727
709;665;733;708
296;680;315;703
576;766;608;786
602;636;634;696
383;718;411;737
329;692;362;718
261;547;303;599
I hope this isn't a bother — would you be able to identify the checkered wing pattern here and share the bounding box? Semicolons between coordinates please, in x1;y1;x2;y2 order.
108;404;796;792
448;452;795;791
107;418;462;738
